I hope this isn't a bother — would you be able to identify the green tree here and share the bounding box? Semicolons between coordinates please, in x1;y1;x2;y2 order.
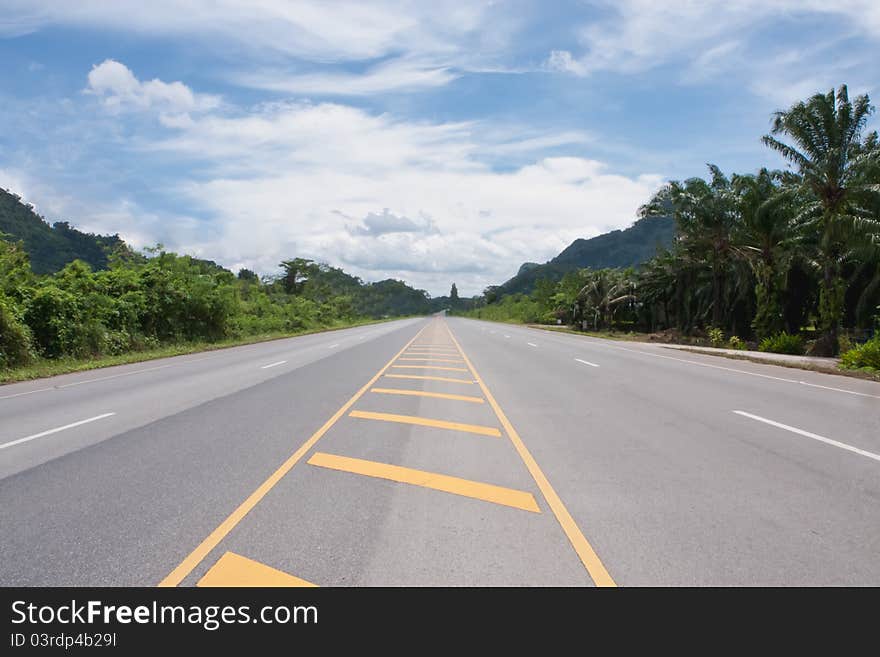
762;85;880;354
0;294;33;367
279;258;319;295
0;236;34;303
731;169;798;338
645;165;741;330
450;282;459;301
576;269;636;330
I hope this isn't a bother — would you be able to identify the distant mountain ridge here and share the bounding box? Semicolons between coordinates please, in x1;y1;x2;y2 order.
0;187;123;274
494;215;675;296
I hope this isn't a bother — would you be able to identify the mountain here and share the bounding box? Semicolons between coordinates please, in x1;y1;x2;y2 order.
0;187;124;274
495;215;675;296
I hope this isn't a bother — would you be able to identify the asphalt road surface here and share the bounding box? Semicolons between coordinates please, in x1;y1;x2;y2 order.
1;316;878;586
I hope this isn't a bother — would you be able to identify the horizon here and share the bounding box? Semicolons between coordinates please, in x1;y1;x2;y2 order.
1;1;878;296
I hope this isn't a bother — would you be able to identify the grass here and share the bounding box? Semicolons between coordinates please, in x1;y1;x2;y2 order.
0;316;416;385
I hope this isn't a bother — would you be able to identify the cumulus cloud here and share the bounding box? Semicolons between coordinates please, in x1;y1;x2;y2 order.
134;99;663;294
345;209;438;237
85;59;219;115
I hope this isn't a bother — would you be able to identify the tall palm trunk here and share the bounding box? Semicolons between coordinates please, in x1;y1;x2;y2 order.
711;256;723;328
817;256;844;356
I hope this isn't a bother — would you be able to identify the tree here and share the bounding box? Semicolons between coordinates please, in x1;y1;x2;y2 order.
645;165;741;330
450;283;459;301
762;85;880;354
576;269;636;330
731;169;798;338
279;258;319;295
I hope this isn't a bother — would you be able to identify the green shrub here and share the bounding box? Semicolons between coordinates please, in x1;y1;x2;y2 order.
759;331;805;355
24;285;82;358
727;335;747;350
0;295;34;368
840;336;880;370
708;327;725;347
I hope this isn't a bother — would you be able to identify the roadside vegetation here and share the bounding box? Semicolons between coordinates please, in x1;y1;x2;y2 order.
0;242;430;380
461;86;880;371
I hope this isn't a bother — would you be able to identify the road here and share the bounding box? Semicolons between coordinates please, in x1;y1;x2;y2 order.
1;316;878;586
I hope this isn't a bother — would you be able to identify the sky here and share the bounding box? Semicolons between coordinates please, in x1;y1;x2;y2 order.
1;1;879;296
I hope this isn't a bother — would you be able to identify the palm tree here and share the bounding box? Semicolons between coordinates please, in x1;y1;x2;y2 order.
650;165;740;329
731;169;799;339
576;269;636;330
762;85;880;354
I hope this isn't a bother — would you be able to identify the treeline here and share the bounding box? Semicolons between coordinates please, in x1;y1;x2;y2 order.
0;188;125;274
465;85;880;366
0;244;432;369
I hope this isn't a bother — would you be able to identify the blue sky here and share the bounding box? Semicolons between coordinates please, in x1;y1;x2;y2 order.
1;1;879;296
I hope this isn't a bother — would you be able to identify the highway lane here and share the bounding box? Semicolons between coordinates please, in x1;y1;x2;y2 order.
1;316;878;585
0;319;421;478
449;318;880;585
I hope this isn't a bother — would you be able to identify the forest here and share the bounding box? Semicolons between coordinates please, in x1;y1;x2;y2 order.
464;86;880;371
0;239;434;373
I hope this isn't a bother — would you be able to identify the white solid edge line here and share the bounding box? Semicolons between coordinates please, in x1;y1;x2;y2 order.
260;360;287;370
527;342;537;347
528;328;880;399
797;380;880;399
733;410;880;463
58;363;173;388
328;343;339;349
575;358;600;368
0;387;54;401
0;413;116;451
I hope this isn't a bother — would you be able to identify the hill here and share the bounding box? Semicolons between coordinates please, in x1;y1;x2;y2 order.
495;215;675;296
0;187;125;274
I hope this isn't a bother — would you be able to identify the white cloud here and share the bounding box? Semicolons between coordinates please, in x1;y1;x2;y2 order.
1;1;501;63
133;100;662;294
552;0;880;77
545;50;587;76
0;168;31;202
345;209;438;237
681;41;743;84
84;59;219;115
541;0;880;110
233;58;458;96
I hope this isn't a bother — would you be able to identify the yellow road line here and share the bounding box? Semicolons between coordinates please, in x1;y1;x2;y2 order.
157;322;431;587
349;410;500;437
197;552;316;587
385;374;475;385
371;387;484;404
444;323;616;587
397;357;465;363
392;364;469;372
405;349;460;354
307;452;539;513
